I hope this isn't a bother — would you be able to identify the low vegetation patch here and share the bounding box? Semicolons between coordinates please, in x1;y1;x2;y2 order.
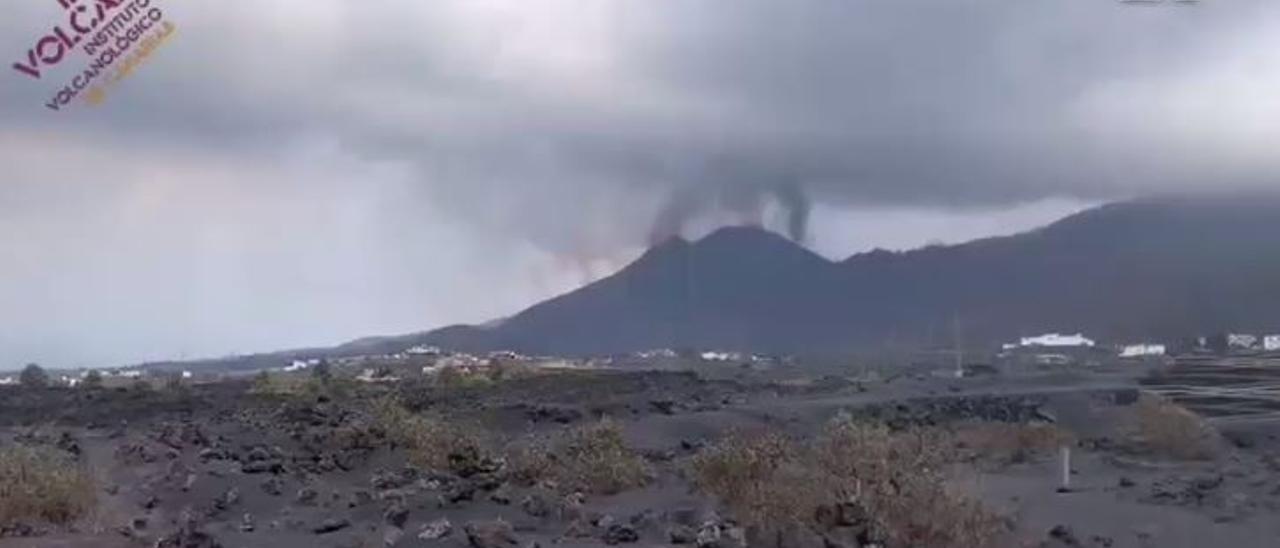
0;445;95;527
372;397;495;474
433;366;497;390
1127;395;1218;460
691;416;1004;548
952;421;1075;467
250;371;358;401
249;371;305;397
688;429;820;526
510;418;651;495
553;418;652;494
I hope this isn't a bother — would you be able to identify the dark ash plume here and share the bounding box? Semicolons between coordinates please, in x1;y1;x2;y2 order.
648;182;812;245
648;186;708;244
774;183;811;243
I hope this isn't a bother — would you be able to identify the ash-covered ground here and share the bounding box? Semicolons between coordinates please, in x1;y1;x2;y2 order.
2;363;1279;548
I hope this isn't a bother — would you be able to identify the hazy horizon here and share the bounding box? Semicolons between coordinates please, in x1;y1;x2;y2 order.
0;197;1093;371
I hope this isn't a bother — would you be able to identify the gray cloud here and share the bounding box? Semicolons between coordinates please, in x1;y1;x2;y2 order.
2;0;1279;366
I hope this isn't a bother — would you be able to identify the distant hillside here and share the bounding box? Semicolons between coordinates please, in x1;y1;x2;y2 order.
351;193;1280;356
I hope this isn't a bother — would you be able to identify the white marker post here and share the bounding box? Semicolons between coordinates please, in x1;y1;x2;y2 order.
1058;445;1072;493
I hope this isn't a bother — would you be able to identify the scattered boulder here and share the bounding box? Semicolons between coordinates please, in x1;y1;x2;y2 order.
213;487;240;511
0;522;44;539
1048;525;1080;546
526;405;583;424
312;518;352;535
372;468;417;491
198;448;228;462
603;523;640;545
241;460;283;475
695;520;746;548
350;489;374;508
1090;535;1115;547
649;399;678;415
521;492;552;518
155;515;221;548
465;520;519;548
296;487;319;506
815;502;867;530
561;519;594;539
419;518;454;540
384;526;405;547
490;484;514;505
442;481;477;505
261;477;284;496
560;492;587;521
384;502;410;528
669;525;696;545
55;431;82;457
449;448;504;479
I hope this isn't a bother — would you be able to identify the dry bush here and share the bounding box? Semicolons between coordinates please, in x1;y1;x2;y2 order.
486;360;527;383
371;397;494;473
0;445;95;527
953;421;1075;466
249;372;305;397
691;417;1004;548
435;366;464;387
433;366;497;390
816;419;1003;548
512;419;651;495
1128;396;1218;460
303;375;357;401
505;436;563;488
690;429;823;526
552;418;652;494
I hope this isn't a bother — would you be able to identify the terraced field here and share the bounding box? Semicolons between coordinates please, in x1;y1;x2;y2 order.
1142;356;1280;422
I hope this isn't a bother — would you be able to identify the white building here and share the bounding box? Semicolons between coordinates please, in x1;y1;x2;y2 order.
406;345;442;356
1120;344;1167;358
437;354;485;369
283;360;310;372
357;368;399;383
1022;333;1095;347
1003;333;1096;350
1228;334;1259;350
1265;336;1280;352
0;376;16;386
532;359;584;370
700;351;744;362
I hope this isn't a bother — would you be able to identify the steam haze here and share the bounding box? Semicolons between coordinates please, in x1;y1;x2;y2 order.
2;0;1279;368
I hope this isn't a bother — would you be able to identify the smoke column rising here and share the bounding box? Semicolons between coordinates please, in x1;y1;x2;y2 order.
648;182;812;245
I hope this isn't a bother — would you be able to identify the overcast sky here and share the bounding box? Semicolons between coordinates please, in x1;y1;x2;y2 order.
2;0;1278;369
